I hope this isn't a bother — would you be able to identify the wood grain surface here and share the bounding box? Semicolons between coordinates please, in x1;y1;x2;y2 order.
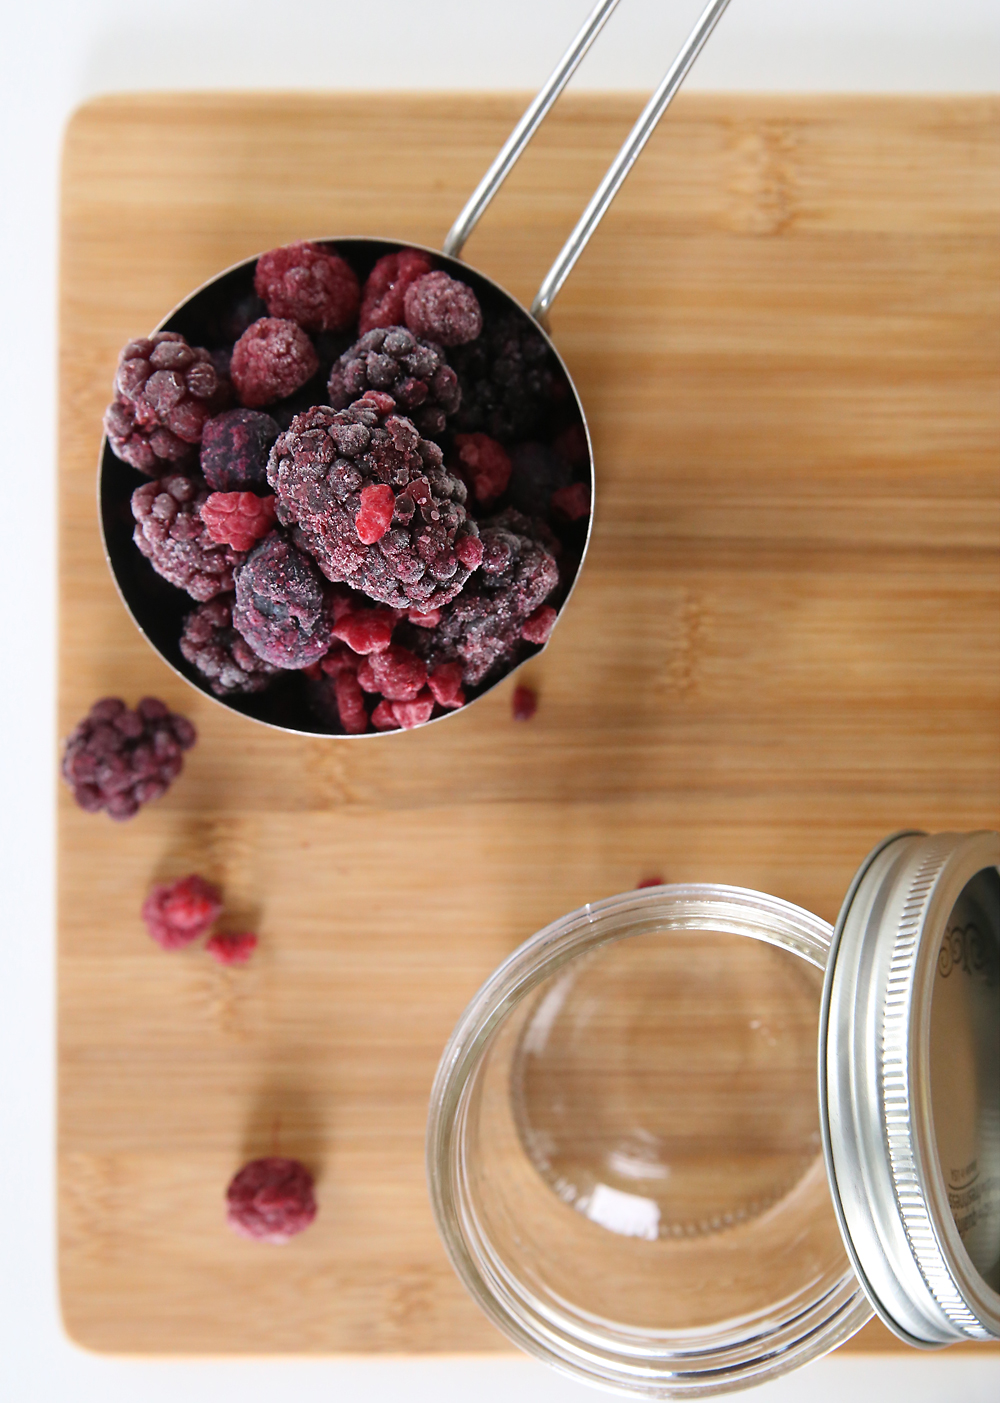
59;93;1000;1356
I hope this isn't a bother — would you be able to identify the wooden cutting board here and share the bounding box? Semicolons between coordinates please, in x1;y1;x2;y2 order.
59;93;1000;1356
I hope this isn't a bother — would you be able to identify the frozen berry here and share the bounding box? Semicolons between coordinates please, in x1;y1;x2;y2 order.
142;874;222;950
61;696;196;820
206;930;258;964
427;661;464;708
201;492;278;552
233;532;334;669
369;645;427;702
254;241;360;333
637;875;665;889
404;271;482;347
391;690;435;729
520;604;557;645
333;669;369;734
507;441;571;517
453;433;511;506
360;249;434;334
408;607;440;629
226;1156;316;1243
327;326;460;439
512;685;538;721
451;313;557;441
179;596;279;696
355;484;395;545
132;475;244;601
230;318;319;408
331;607;395;655
371;699;400;731
551;481;591;522
200;409;280;491
105;332;229;475
267;397;481;611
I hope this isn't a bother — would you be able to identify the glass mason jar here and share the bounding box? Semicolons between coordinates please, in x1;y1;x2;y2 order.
427;831;999;1397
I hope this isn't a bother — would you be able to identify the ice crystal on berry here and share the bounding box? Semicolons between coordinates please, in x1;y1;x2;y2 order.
359;249;433;334
61;696;196;820
226;1157;317;1243
231;318;319;408
132;475;244;601
327;326;460;439
201;492;278;552
105;332;229;475
404;271;482;346
233;532;334;669
142;874;223;950
179;596;279;696
254;241;360;333
200;409;280;491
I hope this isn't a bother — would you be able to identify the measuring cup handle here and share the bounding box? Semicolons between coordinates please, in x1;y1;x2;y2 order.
443;0;733;329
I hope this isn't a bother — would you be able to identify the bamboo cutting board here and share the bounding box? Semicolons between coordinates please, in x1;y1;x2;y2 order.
59;93;1000;1355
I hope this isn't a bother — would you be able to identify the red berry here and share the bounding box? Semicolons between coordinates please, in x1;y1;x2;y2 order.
226;1157;317;1244
637;876;665;889
391;689;436;730
455;534;484;570
230;318;319;408
359;248;433;334
520;604;557;645
354;483;396;545
427;661;464;708
369;645;427;702
331;607;395;655
551;481;591;522
512;685;538;721
142;874;222;950
334;670;369;734
371;699;401;731
206;930;258;965
453;432;511;506
408;606;441;628
254;241;360;333
201;492;278;552
355;657;378;692
404;271;482;346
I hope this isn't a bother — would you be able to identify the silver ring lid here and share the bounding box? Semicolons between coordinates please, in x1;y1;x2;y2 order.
820;830;1000;1347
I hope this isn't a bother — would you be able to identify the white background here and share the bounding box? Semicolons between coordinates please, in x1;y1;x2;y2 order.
1;3;998;1400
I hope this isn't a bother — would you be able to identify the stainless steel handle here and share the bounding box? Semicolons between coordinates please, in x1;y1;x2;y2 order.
444;0;734;329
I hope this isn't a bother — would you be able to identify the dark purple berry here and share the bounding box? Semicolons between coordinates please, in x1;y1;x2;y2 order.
327;326;460;439
232;532;334;669
61;696;197;821
200;409;280;491
131;475;244;602
179;596;280;695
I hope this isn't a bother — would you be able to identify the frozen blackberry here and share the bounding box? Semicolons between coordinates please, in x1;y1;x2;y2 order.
231;318;319;408
233;532;334;669
179;596;280;696
267;394;482;612
507;441;571;517
254;241;360;333
226;1156;317;1243
404;271;482;347
142;874;223;950
201;492;278;552
61;696;196;821
404;509;558;686
105;332;229;476
359;248;433;334
327;326;460;439
450;313;558;441
200;409;280;491
132;475;244;601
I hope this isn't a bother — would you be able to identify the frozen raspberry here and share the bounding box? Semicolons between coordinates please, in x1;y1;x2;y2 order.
371;699;401;731
355;656;378;691
404;271;482;347
231;318;319;408
206;930;258;964
512;685;538;721
327;326;460;439
391;690;436;730
551;481;591;522
105;332;229;476
451;313;558;441
331;607;395;654
200;409;280;491
132;475;244;601
637;875;665;889
267;397;481;611
355;484;395;545
226;1156;316;1244
507;441;571;517
427;661;464;709
329;669;369;733
233;532;334;669
520;604;557;645
61;696;196;820
179;596;279;696
408;607;440;628
254;241;360;333
201;492;278;552
360;249;434;334
142;874;222;950
369;645;427;702
453;433;511;506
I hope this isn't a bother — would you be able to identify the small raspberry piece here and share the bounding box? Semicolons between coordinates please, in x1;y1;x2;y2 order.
451;313;558;441
328;326;460;439
637;876;665;889
371;699;401;731
331;607;395;654
316;642;360;677
105;332;229;475
404;271;482;347
201;492;278;552
408;607;440;628
179;596;279;696
359;249;434;334
332;670;369;734
142;874;222;950
254;241;360;333
206;930;258;965
356;657;378;691
520;604;557;645
233;532;334;669
453;432;511;506
200;409;280;491
226;1157;317;1244
61;696;196;820
427;661;464;708
231;318;319;407
512;685;538;721
455;535;484;570
132;475;244;601
551;481;591;522
392;690;435;729
369;645;427;702
355;484;396;545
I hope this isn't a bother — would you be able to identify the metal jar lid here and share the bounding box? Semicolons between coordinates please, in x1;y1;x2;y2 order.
820;830;1000;1346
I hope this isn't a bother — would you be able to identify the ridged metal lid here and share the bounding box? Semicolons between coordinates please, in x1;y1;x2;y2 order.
820;830;1000;1347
